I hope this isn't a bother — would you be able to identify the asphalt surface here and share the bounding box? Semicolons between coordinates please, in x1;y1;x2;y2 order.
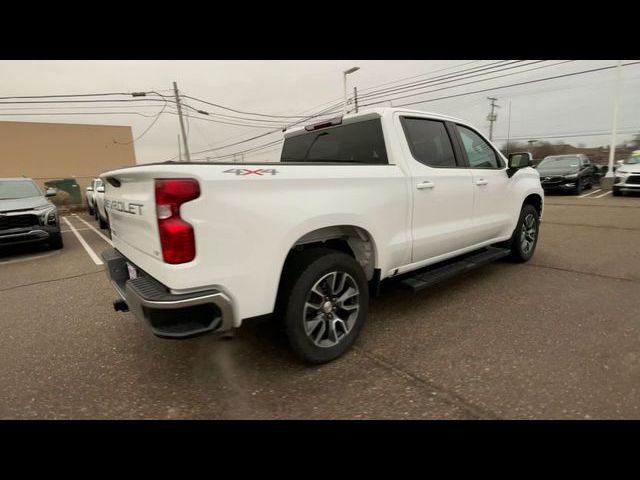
1;191;639;419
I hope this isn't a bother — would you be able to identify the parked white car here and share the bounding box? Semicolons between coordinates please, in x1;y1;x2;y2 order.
85;178;100;216
100;107;544;363
93;178;109;229
613;151;640;196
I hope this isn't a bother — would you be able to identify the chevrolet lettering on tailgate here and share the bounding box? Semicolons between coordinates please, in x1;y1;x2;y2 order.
105;199;144;215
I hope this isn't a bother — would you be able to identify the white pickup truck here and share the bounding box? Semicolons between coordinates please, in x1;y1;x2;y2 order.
100;107;543;363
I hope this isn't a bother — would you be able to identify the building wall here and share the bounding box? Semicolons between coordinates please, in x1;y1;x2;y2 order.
0;120;137;204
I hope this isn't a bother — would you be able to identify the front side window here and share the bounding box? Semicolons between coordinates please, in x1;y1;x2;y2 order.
400;117;457;168
456;125;502;169
0;180;41;200
281;119;388;164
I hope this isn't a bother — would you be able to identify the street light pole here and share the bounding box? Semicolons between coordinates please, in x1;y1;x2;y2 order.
343;66;360;115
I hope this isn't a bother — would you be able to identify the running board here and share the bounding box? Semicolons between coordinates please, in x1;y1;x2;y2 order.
399;247;511;292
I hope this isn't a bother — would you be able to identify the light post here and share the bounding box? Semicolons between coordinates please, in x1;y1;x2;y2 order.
343;66;360;115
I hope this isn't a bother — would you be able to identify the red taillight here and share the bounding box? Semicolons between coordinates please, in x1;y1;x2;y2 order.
155;179;200;264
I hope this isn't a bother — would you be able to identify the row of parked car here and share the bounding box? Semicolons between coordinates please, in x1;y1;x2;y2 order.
535;152;640;195
85;178;110;229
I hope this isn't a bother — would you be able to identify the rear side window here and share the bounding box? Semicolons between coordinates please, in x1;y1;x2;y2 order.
281;119;388;164
400;117;457;168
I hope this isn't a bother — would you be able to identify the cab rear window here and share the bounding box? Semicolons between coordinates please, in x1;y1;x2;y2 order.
281;119;388;164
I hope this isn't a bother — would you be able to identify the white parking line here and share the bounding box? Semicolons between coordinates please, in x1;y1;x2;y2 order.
594;191;612;199
60;227;91;233
61;217;103;265
579;189;602;198
72;215;113;246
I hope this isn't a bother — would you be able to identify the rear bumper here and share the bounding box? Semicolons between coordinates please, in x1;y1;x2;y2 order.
101;248;234;339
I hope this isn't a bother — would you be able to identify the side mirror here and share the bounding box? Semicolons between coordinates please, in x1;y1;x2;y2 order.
86;186;94;192
507;152;533;177
45;188;57;197
96;186;105;193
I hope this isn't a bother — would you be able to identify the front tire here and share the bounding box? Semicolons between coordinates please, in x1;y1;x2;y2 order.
48;232;64;250
574;178;583;195
613;187;622;197
508;204;539;263
278;248;369;364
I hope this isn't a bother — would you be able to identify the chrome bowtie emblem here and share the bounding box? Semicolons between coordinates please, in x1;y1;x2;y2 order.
544;177;550;181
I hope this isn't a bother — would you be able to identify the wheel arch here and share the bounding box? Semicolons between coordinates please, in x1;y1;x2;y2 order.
285;224;378;282
523;193;543;217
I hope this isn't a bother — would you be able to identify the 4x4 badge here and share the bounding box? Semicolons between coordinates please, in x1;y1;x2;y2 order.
223;168;278;176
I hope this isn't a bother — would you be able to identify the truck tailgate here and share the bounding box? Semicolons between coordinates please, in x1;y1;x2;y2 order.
103;171;162;262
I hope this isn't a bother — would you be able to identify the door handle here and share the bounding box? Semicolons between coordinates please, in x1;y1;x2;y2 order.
475;179;488;186
416;181;435;190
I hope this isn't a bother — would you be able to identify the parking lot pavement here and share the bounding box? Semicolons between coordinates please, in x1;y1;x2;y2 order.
1;199;639;419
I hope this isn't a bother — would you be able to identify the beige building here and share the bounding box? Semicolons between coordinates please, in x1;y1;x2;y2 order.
0;120;137;204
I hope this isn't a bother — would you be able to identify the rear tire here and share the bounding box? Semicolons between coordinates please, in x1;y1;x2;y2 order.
508;204;539;263
277;248;369;364
88;206;95;216
98;213;108;230
48;232;64;250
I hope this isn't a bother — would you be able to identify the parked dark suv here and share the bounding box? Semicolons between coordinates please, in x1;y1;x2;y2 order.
536;154;595;194
0;177;63;250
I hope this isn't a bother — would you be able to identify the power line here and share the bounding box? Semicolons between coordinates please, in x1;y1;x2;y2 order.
357;60;530;101
379;61;640;109
178;61;507;153
0;98;169;105
0;103;167;112
360;60;575;107
182;95;316;119
0;92;134;100
113;95;169;145
179;103;290;126
183;62;552;158
494;128;639;141
0;111;160;117
176;112;284;129
354;60;491;94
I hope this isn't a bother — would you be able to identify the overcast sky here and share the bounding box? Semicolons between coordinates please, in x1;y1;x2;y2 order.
1;60;639;164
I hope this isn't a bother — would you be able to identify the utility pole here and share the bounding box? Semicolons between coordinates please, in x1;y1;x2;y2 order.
354;87;359;113
487;97;500;141
178;134;182;162
605;60;623;179
173;81;191;162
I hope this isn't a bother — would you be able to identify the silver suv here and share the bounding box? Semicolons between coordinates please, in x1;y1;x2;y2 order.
0;177;63;250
